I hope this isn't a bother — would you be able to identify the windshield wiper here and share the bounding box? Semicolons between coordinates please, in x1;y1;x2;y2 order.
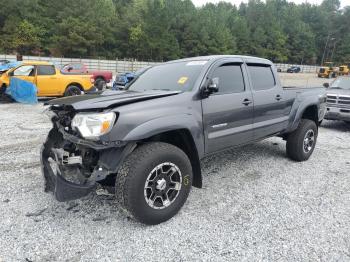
330;87;342;89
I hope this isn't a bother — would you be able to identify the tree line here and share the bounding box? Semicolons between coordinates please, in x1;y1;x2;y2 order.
0;0;349;65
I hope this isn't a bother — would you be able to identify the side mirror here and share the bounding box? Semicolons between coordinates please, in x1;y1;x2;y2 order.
8;71;14;77
323;82;329;88
205;77;219;95
67;66;73;72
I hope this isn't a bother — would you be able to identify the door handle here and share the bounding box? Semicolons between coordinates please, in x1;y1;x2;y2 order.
275;94;282;101
242;98;252;106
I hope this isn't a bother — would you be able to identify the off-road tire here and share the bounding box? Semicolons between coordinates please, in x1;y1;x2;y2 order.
115;142;193;225
286;119;318;162
95;78;107;91
64;85;81;97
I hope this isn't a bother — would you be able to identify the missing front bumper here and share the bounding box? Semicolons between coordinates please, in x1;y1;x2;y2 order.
41;128;136;202
41;145;96;202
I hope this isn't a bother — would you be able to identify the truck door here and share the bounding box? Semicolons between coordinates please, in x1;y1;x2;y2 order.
11;65;36;84
247;63;289;139
202;59;254;154
36;65;59;96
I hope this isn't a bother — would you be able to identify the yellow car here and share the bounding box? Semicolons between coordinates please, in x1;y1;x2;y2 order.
339;65;349;76
0;61;95;97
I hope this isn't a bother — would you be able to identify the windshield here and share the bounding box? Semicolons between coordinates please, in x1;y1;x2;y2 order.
0;60;9;65
330;77;350;89
126;61;207;92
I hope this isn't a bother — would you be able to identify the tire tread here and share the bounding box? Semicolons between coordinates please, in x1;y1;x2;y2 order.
286;119;317;162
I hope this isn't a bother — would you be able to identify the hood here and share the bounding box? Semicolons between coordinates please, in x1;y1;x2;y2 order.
327;89;350;96
46;90;181;110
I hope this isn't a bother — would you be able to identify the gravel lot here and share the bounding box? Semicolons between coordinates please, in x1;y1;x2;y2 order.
279;72;332;88
0;74;349;261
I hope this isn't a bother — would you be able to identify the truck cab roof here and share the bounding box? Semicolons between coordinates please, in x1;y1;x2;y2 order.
166;55;272;65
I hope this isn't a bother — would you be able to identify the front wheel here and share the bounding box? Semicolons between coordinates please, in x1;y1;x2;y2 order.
286;119;318;162
115;142;193;225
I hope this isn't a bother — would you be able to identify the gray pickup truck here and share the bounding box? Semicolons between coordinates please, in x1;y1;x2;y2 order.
41;55;326;224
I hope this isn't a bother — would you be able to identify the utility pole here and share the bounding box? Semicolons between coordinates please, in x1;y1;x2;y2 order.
321;34;330;66
330;40;337;62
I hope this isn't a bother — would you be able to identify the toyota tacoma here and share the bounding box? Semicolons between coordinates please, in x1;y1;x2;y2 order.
41;55;327;224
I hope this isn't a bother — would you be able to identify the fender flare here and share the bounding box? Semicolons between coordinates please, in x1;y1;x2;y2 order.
289;99;320;132
123;114;204;157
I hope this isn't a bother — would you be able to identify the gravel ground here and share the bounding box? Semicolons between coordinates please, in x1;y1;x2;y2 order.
0;74;349;261
278;73;332;88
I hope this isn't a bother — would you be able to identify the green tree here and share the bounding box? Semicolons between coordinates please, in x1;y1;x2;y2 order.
0;0;349;63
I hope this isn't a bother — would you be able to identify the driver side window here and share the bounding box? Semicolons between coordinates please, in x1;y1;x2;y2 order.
13;65;35;76
211;63;245;94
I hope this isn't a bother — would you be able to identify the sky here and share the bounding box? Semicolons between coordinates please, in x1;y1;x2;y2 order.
191;0;348;8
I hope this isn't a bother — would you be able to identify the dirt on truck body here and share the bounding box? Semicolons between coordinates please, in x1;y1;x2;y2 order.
42;55;327;225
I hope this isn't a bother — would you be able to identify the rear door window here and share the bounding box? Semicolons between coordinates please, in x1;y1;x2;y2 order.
248;64;276;91
37;65;56;75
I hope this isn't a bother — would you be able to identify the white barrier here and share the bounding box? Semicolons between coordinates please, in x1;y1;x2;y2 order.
275;63;320;73
1;54;320;74
0;54;158;74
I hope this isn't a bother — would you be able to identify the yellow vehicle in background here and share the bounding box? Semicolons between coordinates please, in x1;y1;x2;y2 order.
0;61;95;97
318;66;331;78
318;62;338;78
339;64;350;76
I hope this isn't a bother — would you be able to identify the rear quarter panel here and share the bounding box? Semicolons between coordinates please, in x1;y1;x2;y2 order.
56;71;93;94
91;71;113;82
283;87;326;133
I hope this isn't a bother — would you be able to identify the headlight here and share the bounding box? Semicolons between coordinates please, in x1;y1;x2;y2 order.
71;112;116;139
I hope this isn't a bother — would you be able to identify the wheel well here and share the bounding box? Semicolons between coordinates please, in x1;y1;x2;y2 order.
302;105;319;124
144;129;202;188
95;76;106;82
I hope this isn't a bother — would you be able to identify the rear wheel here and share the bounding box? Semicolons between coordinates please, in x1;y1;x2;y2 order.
64;85;81;97
115;142;193;225
286;119;318;162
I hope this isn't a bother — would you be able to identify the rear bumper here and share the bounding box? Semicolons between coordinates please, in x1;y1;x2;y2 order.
41;128;135;202
325;106;350;121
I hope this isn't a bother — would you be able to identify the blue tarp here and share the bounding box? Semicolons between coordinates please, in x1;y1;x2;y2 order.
5;77;38;104
0;61;21;72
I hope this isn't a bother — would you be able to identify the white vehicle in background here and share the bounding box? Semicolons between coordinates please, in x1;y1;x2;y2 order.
324;77;350;124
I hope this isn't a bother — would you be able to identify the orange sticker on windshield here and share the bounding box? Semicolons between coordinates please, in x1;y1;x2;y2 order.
178;77;188;85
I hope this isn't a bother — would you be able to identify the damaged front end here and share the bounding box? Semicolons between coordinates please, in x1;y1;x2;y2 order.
41;106;135;202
